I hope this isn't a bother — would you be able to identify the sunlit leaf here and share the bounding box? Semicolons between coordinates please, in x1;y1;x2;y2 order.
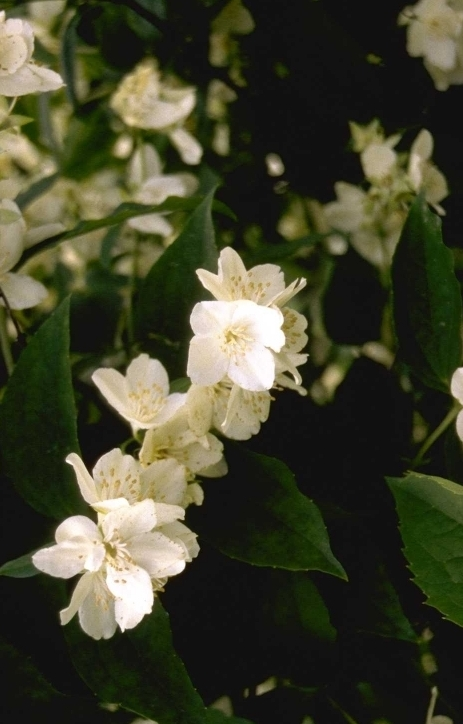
388;472;463;627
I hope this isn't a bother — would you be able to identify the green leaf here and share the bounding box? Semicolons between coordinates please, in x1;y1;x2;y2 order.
0;298;84;519
19;197;232;268
248;233;327;263
15;173;59;212
0;114;33;131
65;599;207;724
263;570;337;643
205;709;255;724
134;190;219;372
190;446;346;578
391;195;462;392
388;472;463;627
0;549;43;578
59;106;115;180
355;562;417;642
60;10;82;112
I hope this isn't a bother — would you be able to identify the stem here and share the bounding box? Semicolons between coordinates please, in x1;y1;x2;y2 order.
0;307;14;376
7;97;18;115
411;404;460;470
425;686;438;724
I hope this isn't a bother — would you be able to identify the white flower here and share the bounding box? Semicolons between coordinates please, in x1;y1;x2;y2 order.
110;59;202;165
450;367;463;441
399;0;463;90
92;354;186;434
0;11;64;96
196;246;306;307
187;299;285;391
66;447;204;516
32;498;195;639
273;306;309;391
126;144;198;236
187;380;272;440
407;129;448;213
139;408;227;478
360;140;399;184
0;198;51;309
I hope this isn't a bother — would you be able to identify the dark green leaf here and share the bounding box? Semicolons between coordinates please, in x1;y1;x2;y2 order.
15;173;59;212
248;233;327;263
134;190;219;372
59;106;115;180
0;635;60;706
65;598;207;724
0;298;84;519
0;549;43;578
60;10;82;111
190;446;346;578
205;709;255;724
356;562;417;642
19;197;232;268
391;195;462;392
388;472;463;627
263;570;337;643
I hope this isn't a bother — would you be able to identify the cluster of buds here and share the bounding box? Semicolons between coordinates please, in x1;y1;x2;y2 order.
321;119;448;271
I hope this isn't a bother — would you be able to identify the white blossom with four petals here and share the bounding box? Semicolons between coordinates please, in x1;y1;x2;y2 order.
92;353;186;434
187;299;285;391
110;59;202;165
32;498;194;640
0;11;64;96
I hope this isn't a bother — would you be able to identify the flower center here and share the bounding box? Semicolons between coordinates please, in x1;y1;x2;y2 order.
222;325;252;358
128;381;165;422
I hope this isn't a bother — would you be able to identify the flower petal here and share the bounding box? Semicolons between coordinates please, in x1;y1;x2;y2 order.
0;63;64;96
0;272;47;310
128;531;187;577
107;562;154;632
102;499;157;541
77;572;117;640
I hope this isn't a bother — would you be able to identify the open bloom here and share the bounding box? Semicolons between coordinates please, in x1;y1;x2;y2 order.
110;59;202;164
196;246;306;307
66;447;200;512
0;199;56;309
92;354;186;434
187;299;285;391
126;144;198;236
187;380;272;440
139;408;227;479
32;498;195;640
0;11;64;96
399;0;463;90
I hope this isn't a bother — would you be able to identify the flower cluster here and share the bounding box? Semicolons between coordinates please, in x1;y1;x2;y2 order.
321;119;448;270
33;449;199;640
399;0;463;90
33;250;308;638
110;58;202;165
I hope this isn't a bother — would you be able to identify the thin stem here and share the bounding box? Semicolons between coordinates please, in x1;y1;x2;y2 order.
425;686;438;724
7;96;18;115
0;307;14;376
0;286;22;339
411;404;460;470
